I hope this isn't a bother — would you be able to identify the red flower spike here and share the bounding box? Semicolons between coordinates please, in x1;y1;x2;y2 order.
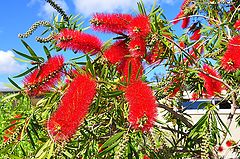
179;41;185;48
128;15;151;38
3;115;22;142
234;20;240;30
190;29;201;41
173;10;184;25
56;29;102;54
221;36;240;72
129;38;146;57
125;80;157;132
47;74;96;142
103;40;129;64
24;55;64;96
143;155;150;159
118;57;143;83
145;42;163;64
181;17;190;29
91;13;133;34
217;146;224;152
198;64;223;97
226;140;235;147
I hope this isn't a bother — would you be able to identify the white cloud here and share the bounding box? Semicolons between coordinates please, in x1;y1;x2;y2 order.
160;0;176;5
73;0;159;16
28;0;69;18
0;50;26;75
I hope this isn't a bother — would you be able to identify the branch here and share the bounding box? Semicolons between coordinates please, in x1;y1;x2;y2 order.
220;92;238;145
158;103;193;128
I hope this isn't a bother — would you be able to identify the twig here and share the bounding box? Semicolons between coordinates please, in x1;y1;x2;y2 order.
158;103;193;128
220;92;238;145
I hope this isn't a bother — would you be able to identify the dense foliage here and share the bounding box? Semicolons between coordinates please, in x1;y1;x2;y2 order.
0;0;240;158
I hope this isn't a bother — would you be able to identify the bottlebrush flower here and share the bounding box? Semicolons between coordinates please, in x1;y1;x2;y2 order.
234;20;240;30
55;29;102;54
3;115;22;142
128;15;151;38
217;146;224;152
143;155;150;159
198;64;223;97
181;17;190;29
118;57;143;83
226;140;235;147
145;42;163;64
179;41;185;48
129;38;146;57
173;10;184;25
24;55;64;96
125;80;157;132
103;40;129;64
190;29;201;41
47;74;96;141
91;13;133;34
221;35;240;72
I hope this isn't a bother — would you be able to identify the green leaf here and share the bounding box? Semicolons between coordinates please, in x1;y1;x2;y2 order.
21;40;39;61
86;55;95;77
102;91;123;98
26;127;36;149
101;131;125;149
43;46;51;59
98;140;119;157
63;151;73;158
8;77;21;90
1;92;21;102
35;140;51;158
13;66;37;78
47;142;54;159
13;49;38;61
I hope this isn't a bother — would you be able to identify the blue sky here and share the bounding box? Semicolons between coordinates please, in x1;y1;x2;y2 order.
0;0;182;89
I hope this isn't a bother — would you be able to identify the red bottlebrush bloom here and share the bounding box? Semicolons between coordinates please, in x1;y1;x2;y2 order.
128;15;151;38
190;29;201;41
217;146;224;152
145;42;163;64
226;140;235;147
198;64;223;97
3;115;22;142
143;155;150;159
129;38;146;57
91;13;133;34
125;80;157;132
179;41;185;48
234;20;240;30
181;17;190;29
173;10;184;25
221;36;240;72
55;29;102;54
118;57;143;83
103;40;129;64
24;55;64;96
47;74;96;141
